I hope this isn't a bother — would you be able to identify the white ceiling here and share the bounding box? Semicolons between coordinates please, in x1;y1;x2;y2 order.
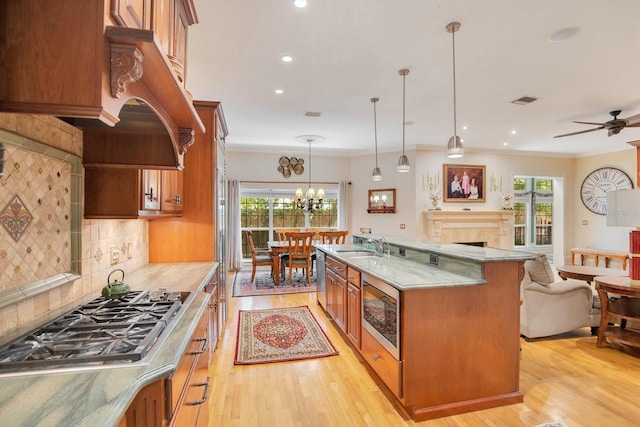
187;0;640;157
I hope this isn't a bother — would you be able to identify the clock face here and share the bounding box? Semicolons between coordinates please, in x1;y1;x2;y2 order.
580;167;634;215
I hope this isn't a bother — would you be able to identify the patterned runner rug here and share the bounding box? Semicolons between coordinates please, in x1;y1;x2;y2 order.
232;269;317;297
234;306;338;365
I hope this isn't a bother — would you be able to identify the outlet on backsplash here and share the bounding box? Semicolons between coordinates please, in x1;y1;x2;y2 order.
110;246;120;265
127;243;133;259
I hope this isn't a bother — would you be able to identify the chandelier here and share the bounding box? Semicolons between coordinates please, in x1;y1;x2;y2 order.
294;135;324;213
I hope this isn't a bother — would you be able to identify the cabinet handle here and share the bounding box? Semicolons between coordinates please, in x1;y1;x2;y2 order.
174;194;181;205
144;186;155;201
370;354;380;361
190;337;208;355
187;376;211;406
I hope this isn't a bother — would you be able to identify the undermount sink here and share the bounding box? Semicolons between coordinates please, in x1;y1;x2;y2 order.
348;255;382;259
335;249;375;254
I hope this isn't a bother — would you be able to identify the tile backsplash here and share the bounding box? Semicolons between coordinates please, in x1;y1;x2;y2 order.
0;113;149;341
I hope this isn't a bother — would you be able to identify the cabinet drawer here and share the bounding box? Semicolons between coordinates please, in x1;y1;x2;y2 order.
167;311;209;419
326;256;347;279
347;267;361;288
361;327;402;398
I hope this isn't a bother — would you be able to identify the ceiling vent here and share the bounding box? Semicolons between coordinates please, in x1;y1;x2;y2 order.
305;111;321;117
511;96;538;105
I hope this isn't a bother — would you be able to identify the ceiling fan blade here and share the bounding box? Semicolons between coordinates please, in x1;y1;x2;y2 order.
626;122;640;128
623;113;640;126
572;121;606;126
553;126;604;138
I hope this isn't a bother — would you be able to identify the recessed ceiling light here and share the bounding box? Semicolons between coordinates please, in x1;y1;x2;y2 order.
274;89;284;94
462;125;468;130
549;27;581;43
294;0;308;8
503;142;508;146
281;55;293;63
511;130;517;135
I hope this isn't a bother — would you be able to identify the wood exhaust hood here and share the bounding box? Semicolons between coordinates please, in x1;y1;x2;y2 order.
0;1;205;170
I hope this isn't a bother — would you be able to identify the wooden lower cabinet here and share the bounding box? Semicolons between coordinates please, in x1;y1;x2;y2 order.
346;267;361;348
326;269;346;331
168;307;210;427
323;254;524;422
119;304;211;427
118;380;165;427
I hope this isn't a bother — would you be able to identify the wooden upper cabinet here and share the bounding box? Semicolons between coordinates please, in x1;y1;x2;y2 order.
141;170;162;211
0;0;203;170
111;0;152;29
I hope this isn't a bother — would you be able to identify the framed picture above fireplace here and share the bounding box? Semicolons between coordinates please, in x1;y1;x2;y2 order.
443;164;485;202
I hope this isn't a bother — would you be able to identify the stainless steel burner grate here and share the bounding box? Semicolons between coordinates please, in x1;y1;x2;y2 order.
0;291;182;371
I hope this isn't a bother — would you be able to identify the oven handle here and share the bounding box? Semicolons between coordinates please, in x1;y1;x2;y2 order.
187;376;210;405
190;337;208;355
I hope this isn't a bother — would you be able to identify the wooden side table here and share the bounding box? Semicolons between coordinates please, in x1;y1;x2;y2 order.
594;276;640;350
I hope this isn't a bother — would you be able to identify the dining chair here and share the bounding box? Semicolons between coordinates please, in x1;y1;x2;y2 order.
246;230;275;282
319;230;349;244
311;230;349;272
283;231;314;285
275;227;300;241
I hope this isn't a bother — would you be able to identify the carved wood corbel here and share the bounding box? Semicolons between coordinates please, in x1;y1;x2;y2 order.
179;128;195;154
110;43;144;98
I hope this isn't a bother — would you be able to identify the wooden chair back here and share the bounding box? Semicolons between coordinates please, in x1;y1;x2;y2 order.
319;230;349;244
246;230;274;281
284;231;314;284
275;227;301;241
306;227;331;241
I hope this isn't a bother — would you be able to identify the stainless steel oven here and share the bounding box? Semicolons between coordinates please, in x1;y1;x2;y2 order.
361;273;400;360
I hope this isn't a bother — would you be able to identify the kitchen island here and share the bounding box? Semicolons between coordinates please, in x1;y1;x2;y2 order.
0;262;218;427
316;235;533;421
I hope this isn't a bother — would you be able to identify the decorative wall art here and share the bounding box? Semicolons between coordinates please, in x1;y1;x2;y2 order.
443;164;485;202
367;188;396;213
278;156;304;178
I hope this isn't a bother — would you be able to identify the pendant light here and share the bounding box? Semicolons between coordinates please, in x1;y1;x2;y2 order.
397;69;410;172
446;22;464;158
371;97;382;181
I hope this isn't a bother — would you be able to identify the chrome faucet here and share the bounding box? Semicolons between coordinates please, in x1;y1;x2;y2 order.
367;236;389;257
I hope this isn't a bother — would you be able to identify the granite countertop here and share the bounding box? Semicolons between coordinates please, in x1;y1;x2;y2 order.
352;233;534;262
316;244;485;290
0;262;217;427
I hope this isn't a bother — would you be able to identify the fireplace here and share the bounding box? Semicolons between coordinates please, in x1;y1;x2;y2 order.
423;210;515;249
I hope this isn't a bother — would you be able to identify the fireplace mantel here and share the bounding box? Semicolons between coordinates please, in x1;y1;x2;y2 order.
423;210;515;249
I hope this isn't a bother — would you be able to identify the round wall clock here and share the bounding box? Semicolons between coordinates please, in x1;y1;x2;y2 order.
580;167;634;215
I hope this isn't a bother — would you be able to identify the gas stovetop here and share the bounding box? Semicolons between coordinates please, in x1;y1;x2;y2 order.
0;290;182;371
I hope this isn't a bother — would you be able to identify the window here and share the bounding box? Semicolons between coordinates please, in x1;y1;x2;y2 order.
514;177;553;248
240;185;339;259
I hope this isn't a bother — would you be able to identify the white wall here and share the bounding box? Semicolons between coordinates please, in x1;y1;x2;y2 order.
226;145;636;263
573;148;636;255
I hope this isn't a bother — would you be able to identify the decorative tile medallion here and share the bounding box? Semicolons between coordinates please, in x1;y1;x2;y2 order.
1;195;32;241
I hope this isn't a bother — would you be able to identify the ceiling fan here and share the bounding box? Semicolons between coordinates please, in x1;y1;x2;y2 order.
554;110;640;138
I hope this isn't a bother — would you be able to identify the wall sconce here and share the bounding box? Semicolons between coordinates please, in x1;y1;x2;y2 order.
490;173;503;192
422;171;440;191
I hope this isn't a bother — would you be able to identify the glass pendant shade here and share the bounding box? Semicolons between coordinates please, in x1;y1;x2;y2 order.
447;135;464;158
372;166;382;181
397;154;410;172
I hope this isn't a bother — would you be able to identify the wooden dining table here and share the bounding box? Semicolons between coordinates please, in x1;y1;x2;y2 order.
268;240;319;285
556;264;627;283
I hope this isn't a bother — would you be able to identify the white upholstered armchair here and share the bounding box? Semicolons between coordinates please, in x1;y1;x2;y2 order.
520;255;601;340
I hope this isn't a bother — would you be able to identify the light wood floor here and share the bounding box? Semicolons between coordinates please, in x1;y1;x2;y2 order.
208;271;640;427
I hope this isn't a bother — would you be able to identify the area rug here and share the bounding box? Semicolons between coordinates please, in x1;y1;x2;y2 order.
234;306;338;365
232;270;317;297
